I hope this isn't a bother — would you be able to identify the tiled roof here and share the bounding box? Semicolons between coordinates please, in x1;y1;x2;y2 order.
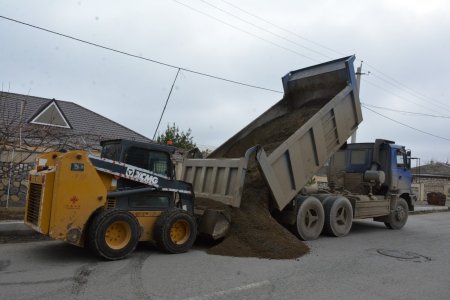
411;162;450;176
0;91;151;144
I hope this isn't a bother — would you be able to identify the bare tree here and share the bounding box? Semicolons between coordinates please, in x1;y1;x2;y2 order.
0;94;104;170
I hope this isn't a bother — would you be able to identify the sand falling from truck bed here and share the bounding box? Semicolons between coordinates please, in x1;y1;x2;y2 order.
204;103;324;259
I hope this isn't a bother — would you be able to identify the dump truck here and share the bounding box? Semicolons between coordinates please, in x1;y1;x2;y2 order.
24;55;416;260
181;55;416;240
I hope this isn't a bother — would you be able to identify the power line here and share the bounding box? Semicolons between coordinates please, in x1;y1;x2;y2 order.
204;1;449;114
364;79;444;115
365;62;450;111
363;106;450;142
197;0;332;59
362;103;450;119
0;15;282;94
153;68;181;140
218;0;346;57
171;0;320;62
2;12;449;144
368;72;450;113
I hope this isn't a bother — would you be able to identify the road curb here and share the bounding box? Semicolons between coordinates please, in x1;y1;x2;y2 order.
410;206;449;215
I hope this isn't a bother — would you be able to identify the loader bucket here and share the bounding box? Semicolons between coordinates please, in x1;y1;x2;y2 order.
208;55;356;159
197;209;231;240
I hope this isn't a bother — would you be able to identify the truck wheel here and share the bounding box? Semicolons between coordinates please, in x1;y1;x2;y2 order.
384;198;408;230
323;196;353;237
87;209;140;260
295;196;325;241
154;209;197;254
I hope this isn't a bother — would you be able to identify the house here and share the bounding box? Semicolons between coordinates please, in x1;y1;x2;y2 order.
411;162;450;201
0;91;152;208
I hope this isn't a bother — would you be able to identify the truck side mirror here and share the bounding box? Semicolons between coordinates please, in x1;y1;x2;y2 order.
406;150;411;169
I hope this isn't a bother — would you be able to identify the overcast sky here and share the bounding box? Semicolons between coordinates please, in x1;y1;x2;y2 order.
1;0;449;164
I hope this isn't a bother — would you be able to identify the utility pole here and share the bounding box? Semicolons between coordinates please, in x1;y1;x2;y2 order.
351;61;365;143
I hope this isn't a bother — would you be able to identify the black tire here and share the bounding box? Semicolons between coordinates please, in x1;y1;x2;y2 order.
384;198;408;230
295;196;325;241
87;209;140;260
323;196;353;237
154;209;197;254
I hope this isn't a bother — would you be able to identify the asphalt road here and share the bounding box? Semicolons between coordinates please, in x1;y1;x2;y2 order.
1;212;449;300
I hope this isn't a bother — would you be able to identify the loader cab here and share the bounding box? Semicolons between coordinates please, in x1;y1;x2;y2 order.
101;139;176;207
101;139;176;179
99;139;194;213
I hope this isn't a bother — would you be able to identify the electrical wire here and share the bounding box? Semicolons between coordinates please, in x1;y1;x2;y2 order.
0;15;282;94
218;0;346;57
178;1;449;115
369;72;450;112
364;79;444;115
362;103;450;119
363;106;450;142
2;12;449;144
365;62;450;111
171;0;320;62
197;0;332;59
153;68;181;140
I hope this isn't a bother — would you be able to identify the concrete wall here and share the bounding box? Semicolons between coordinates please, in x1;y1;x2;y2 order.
0;161;34;208
412;177;450;201
0;150;38;208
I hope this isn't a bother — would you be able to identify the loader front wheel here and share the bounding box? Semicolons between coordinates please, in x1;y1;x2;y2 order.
295;196;325;241
87;209;140;260
154;209;197;254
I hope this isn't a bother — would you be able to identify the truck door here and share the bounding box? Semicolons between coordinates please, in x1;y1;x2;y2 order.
391;148;412;192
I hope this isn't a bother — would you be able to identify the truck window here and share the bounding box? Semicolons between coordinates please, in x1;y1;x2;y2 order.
396;150;405;168
350;150;366;165
125;147;170;176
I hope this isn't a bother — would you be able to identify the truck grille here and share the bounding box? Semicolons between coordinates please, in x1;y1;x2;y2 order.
26;183;43;226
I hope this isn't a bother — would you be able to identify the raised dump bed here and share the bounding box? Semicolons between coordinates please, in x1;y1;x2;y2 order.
181;55;362;211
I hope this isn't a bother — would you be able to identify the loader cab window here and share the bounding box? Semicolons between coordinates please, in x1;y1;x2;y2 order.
101;143;122;161
128;194;170;209
125;147;171;177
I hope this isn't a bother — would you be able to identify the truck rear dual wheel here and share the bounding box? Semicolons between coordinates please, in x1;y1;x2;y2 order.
87;209;140;260
384;198;408;230
295;196;325;241
323;196;353;237
154;209;197;254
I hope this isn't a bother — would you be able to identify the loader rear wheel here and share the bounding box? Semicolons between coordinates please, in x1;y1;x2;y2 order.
87;209;140;260
323;196;353;237
295;196;324;241
384;198;408;230
154;209;197;254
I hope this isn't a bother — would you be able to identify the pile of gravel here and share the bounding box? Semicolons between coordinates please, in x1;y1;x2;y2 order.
205;104;324;259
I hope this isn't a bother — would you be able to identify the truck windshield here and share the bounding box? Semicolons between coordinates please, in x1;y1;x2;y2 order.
101;143;122;161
